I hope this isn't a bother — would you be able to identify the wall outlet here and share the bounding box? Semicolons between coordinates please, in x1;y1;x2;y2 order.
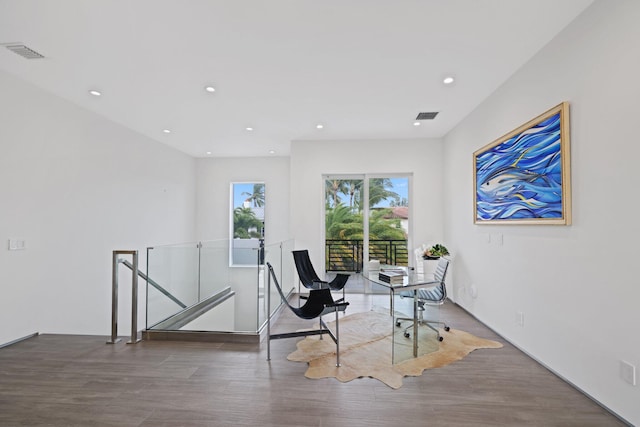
516;311;524;327
469;284;478;299
620;360;637;386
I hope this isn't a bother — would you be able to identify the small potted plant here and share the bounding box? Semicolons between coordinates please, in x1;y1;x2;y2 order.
422;243;450;260
422;244;450;274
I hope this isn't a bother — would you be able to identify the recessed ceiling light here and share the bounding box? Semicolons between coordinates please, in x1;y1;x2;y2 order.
316;124;324;129
413;122;421;126
163;129;171;134
206;151;212;155
268;150;276;155
204;86;215;93
89;89;101;96
246;127;253;131
443;76;455;85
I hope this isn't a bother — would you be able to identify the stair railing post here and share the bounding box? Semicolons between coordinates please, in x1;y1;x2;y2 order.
266;264;271;361
107;250;141;345
107;251;122;344
128;250;141;344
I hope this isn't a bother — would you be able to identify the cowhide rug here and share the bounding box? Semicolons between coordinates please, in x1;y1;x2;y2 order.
287;309;503;389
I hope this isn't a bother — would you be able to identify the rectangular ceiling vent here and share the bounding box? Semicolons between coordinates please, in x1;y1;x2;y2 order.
415;112;439;120
4;44;45;59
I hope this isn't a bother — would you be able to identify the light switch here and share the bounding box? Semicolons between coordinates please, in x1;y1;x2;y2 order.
8;239;26;251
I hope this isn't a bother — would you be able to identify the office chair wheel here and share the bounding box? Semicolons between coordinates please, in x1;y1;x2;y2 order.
404;332;410;338
444;326;450;331
396;321;402;327
438;336;444;342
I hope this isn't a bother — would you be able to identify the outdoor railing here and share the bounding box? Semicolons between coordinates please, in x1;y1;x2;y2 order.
325;239;408;272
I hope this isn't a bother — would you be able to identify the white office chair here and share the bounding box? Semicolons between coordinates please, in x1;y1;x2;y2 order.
396;257;451;341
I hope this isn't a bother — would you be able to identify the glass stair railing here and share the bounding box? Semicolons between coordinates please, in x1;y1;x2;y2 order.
144;239;295;339
109;239;295;344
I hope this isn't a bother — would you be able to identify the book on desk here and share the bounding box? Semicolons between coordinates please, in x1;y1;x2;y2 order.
378;270;406;285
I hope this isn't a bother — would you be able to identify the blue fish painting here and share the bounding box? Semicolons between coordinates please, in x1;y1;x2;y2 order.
475;104;570;223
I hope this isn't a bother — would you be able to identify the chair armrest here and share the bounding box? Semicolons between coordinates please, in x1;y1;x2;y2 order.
326;301;350;310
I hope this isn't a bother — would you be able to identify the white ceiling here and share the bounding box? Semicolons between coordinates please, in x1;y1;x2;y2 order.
0;0;594;158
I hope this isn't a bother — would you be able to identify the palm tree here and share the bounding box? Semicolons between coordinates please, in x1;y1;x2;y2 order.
340;179;362;212
368;209;406;240
369;178;401;207
233;207;263;238
390;197;408;207
325;179;347;208
242;183;265;208
325;204;364;240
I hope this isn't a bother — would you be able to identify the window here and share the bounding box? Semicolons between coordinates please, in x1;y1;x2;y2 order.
230;182;265;266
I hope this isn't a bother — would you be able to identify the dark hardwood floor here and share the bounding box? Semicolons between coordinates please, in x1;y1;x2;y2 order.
0;293;627;426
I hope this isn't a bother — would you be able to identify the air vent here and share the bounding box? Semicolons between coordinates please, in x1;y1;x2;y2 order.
415;112;439;120
4;44;44;59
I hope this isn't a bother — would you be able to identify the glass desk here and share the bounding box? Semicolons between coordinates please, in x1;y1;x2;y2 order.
364;267;440;364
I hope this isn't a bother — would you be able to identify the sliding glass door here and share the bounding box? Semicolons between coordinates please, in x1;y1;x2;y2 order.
324;174;410;272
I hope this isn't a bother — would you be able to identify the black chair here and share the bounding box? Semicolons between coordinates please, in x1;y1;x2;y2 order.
265;262;349;367
396;257;451;342
292;249;350;302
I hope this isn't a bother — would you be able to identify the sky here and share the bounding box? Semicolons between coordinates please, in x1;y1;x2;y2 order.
233;183;260;208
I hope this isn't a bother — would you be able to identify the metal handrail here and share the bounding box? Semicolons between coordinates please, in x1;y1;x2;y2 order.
149;287;234;330
120;259;186;309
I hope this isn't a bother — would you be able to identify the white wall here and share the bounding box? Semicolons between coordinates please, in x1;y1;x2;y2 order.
290;138;444;271
0;69;197;345
443;1;639;423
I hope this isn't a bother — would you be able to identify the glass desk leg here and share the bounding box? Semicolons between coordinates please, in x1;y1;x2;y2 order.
392;291;440;364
